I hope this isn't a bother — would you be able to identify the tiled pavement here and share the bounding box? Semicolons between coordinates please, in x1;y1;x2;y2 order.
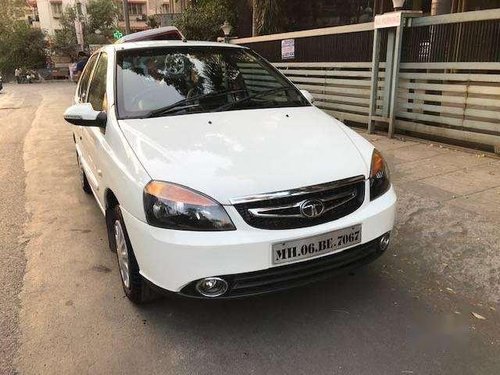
362;130;500;304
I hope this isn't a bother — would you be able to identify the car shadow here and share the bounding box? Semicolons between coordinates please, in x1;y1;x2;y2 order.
121;258;496;374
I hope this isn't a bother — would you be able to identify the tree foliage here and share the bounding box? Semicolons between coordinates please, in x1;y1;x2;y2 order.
253;0;287;35
0;0;47;75
0;22;47;75
51;0;120;58
52;6;78;58
0;0;25;28
174;0;237;41
86;0;119;39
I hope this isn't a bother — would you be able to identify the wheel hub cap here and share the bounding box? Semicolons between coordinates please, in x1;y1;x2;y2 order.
114;220;130;289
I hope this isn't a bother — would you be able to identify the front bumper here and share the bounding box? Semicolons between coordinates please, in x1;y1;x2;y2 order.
179;235;388;298
121;186;397;295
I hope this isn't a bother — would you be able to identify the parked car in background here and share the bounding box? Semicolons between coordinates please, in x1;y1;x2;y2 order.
114;26;184;44
64;41;396;304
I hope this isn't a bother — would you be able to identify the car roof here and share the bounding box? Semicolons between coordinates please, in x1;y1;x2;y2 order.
109;40;245;52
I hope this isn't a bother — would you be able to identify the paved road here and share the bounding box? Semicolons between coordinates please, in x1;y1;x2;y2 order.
0;85;40;374
1;83;499;374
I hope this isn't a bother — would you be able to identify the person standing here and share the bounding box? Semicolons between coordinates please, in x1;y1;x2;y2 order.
74;52;89;81
15;68;21;84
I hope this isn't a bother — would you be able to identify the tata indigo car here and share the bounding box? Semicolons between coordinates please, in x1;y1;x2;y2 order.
64;41;396;303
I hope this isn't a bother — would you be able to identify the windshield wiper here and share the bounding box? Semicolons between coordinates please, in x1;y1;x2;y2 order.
146;89;247;118
211;87;296;113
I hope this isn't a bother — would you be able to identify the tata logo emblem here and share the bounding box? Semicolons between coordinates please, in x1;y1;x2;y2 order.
300;199;325;218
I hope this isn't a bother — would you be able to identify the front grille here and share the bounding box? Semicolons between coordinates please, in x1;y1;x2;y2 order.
233;177;365;230
180;237;383;298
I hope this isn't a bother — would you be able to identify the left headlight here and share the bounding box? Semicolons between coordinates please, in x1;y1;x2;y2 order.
144;181;236;231
369;149;391;201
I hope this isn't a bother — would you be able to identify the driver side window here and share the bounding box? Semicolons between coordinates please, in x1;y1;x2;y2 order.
87;53;108;112
77;54;98;103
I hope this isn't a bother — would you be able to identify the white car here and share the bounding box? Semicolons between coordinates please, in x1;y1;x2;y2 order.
64;41;396;303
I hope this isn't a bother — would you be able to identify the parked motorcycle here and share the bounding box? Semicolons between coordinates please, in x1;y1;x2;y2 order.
25;72;36;84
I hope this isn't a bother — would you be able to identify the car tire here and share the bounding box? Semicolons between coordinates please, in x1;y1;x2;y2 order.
108;205;155;304
76;153;92;195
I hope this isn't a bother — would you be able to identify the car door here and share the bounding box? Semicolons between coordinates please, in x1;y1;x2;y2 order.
81;52;108;200
74;53;99;184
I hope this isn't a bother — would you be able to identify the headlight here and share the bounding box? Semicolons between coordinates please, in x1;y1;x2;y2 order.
143;181;235;231
369;149;390;200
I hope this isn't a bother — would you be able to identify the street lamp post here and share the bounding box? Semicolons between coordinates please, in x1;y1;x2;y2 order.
392;0;405;11
221;20;232;43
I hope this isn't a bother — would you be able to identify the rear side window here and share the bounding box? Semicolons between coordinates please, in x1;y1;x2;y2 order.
87;53;108;111
77;54;98;102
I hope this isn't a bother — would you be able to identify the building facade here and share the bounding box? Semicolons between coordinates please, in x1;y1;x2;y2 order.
36;0;88;36
35;0;190;36
118;0;191;32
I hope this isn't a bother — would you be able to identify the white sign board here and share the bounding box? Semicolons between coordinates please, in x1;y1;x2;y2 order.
374;12;402;29
281;39;295;60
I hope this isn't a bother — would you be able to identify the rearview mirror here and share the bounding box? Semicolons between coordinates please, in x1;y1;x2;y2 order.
300;89;315;104
64;103;107;128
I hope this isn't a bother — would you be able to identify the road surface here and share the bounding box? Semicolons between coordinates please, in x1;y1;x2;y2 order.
1;82;499;374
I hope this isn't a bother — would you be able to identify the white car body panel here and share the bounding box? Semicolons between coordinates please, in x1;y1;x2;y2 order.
122;187;396;292
68;41;397;297
119;106;369;205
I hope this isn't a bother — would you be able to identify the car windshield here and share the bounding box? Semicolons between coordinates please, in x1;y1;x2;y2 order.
115;46;310;119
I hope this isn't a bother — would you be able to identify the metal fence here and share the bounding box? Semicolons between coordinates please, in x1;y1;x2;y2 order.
402;13;500;62
236;23;382;62
232;9;500;153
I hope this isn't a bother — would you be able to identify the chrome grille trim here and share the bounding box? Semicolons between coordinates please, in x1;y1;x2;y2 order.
229;175;366;205
248;189;358;218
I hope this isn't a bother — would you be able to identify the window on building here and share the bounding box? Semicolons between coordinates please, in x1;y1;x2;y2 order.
161;3;170;14
128;3;145;16
51;2;63;18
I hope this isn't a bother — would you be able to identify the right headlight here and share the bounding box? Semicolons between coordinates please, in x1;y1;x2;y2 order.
369;149;391;201
143;181;236;231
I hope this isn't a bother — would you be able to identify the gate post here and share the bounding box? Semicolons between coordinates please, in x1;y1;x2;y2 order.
368;11;421;138
368;28;381;134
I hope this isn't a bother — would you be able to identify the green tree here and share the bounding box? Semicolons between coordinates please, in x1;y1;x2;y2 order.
253;0;287;35
174;0;237;41
51;5;79;59
0;21;47;76
0;0;25;28
86;0;120;42
51;0;120;58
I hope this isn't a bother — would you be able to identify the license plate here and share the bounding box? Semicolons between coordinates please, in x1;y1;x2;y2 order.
272;224;362;265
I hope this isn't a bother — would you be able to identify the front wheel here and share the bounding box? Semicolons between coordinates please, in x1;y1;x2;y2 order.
108;205;155;304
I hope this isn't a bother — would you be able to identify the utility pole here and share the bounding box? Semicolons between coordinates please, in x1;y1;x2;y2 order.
74;1;84;51
122;0;131;34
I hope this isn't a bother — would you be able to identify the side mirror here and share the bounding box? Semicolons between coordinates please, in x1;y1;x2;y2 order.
300;89;315;104
64;103;107;128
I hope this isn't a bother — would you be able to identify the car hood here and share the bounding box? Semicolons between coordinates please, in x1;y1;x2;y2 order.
118;107;369;205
